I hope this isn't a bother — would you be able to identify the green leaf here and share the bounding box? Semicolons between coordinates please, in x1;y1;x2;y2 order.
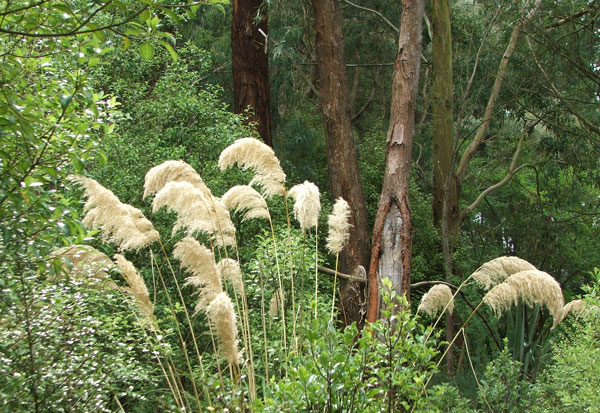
138;9;150;23
139;42;155;61
122;36;131;51
59;95;72;110
158;40;178;63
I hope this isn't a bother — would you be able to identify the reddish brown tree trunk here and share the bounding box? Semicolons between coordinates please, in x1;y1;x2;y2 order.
312;0;371;326
367;0;424;322
232;0;272;146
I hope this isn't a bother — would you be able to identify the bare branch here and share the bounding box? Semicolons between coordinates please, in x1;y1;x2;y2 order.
341;0;398;33
455;0;542;188
460;123;535;221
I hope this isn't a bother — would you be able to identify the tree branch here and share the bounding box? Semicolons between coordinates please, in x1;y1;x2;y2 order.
341;0;398;33
460;122;536;221
455;0;542;188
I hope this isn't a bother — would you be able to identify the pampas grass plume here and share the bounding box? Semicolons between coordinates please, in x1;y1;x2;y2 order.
174;237;223;312
471;256;537;290
562;299;590;319
417;284;454;318
218;138;286;197
114;254;155;326
50;245;116;288
143;160;211;199
326;198;352;255
221;185;270;222
153;181;236;246
68;175;159;251
206;292;241;366
483;269;564;328
217;258;243;294
288;181;321;231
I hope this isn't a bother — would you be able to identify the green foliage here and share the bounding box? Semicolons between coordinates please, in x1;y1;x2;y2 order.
259;279;469;412
90;41;252;205
0;274;165;412
533;271;600;412
477;341;538;413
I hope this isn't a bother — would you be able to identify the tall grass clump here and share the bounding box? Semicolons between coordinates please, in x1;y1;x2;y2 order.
61;136;364;410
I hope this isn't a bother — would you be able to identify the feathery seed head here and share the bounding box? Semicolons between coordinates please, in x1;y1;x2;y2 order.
152;181;235;246
483;269;564;328
206;292;241;366
471;256;537;290
143;160;211;199
217;258;243;294
49;245;116;288
562;299;595;319
288;181;321;230
417;284;454;318
326;198;352;255
174;237;223;311
68;175;159;251
221;185;270;222
218;138;286;197
114;254;155;327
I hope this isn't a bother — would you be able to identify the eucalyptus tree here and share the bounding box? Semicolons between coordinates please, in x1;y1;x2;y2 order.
311;0;371;325
231;0;272;145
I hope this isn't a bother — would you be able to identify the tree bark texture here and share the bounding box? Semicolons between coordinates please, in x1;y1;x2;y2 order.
232;0;272;146
366;0;424;322
431;0;461;375
312;0;371;326
432;0;458;233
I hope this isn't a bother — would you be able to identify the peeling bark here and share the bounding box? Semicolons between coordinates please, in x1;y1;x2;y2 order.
367;0;424;322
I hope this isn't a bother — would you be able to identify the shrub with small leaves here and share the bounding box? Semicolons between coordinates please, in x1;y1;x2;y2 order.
0;272;167;412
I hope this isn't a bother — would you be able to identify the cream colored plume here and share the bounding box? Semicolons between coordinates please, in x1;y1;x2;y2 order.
483;269;564;328
562;299;598;319
288;181;321;230
471;256;537;290
417;284;454;318
217;258;243;294
218;138;286;197
49;244;116;288
206;292;241;366
221;185;270;222
143;160;211;199
326;198;352;255
174;237;223;312
152;181;235;247
114;254;155;327
68;175;159;251
269;288;285;319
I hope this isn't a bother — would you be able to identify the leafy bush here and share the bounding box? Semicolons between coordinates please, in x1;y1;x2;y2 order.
0;274;165;412
532;270;600;412
476;341;538;412
259;279;469;412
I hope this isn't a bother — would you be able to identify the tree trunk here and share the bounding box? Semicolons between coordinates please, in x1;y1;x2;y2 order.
232;0;272;146
432;0;458;232
431;0;461;375
311;0;371;326
367;0;425;322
